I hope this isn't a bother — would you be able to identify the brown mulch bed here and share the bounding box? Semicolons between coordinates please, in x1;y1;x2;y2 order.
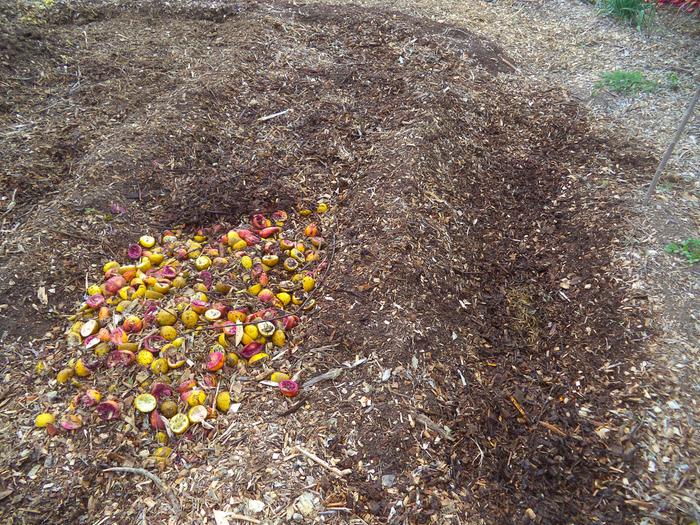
0;1;659;523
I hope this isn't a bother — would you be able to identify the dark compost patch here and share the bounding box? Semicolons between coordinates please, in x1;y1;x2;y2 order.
0;1;652;524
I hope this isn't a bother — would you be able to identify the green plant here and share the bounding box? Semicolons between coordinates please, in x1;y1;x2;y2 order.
666;72;681;90
596;0;656;28
664;238;700;264
594;71;658;94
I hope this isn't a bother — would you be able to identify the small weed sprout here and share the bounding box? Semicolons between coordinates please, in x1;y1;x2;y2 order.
594;71;658;95
665;238;700;264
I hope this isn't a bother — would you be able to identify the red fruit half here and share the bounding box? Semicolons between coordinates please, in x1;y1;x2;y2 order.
150;383;173;400
107;350;135;367
279;380;299;397
240;342;263;360
150;410;165;430
207;352;225;372
96;400;121;420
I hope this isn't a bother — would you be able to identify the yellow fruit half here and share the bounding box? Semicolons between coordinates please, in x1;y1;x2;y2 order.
181;309;198;329
302;276;316;292
247;352;269;366
160;326;177;341
160;400;178;418
272;329;286;347
216;392;231;413
270;372;290;383
195;255;211;271
150;358;169;375
186;390;206;407
35;413;55;428
156;309;177;326
169;413;189;434
136;350;155;367
243;324;259;340
139;235;156;248
74;359;91;377
56;368;74;384
188;405;208;424
134;393;157;413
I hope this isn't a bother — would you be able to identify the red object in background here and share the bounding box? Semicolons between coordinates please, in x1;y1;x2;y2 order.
653;0;699;12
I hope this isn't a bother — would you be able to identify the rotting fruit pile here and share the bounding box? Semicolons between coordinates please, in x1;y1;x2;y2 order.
34;202;331;445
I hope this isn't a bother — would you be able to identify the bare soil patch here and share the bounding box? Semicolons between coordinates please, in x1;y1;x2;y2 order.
0;1;660;524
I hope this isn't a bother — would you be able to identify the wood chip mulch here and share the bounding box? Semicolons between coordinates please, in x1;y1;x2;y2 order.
0;1;684;524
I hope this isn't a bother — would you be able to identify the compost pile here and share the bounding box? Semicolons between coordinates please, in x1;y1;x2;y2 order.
0;1;651;524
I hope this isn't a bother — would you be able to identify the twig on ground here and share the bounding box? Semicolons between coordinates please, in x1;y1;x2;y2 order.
102;466;181;516
415;413;455;441
278;395;305;416
295;446;352;477
257;108;290;121
539;420;568;437
302;367;343;388
308;343;340;354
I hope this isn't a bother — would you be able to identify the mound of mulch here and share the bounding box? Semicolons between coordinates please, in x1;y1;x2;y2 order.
0;1;654;524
